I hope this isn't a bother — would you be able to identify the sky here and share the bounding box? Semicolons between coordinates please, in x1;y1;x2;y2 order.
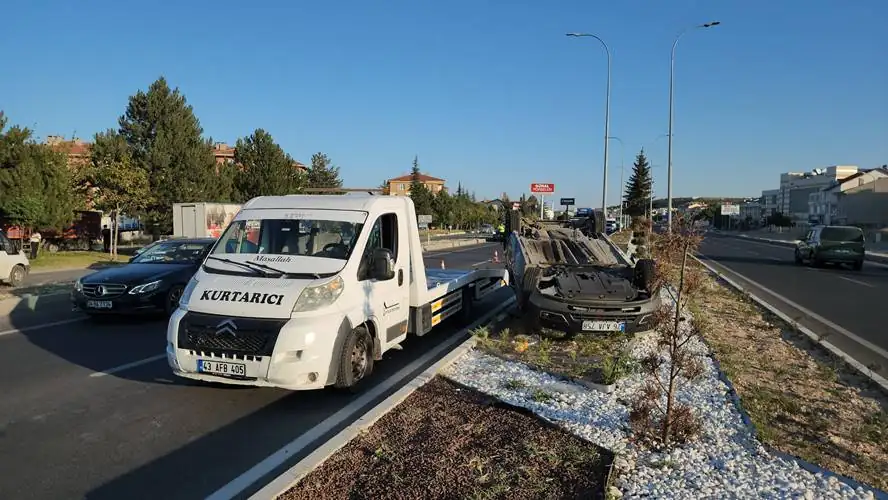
2;0;886;209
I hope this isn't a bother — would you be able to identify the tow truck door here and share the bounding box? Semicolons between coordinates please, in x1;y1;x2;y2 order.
359;212;410;348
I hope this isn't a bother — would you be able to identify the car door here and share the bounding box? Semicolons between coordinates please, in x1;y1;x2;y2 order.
358;213;410;348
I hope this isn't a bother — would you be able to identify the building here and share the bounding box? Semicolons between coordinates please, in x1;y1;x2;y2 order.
777;165;859;222
45;135;91;169
386;173;446;196
212;142;307;172
808;169;888;225
834;176;888;227
760;189;779;217
739;201;762;222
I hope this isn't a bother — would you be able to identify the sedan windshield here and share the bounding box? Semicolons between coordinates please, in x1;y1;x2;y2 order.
131;241;212;264
213;218;363;260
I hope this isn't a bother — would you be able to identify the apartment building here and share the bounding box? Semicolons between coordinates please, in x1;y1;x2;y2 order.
212;142;307;172
808;169;888;225
45;135;91;169
386;173;446;196
834;176;888;227
777;165;858;222
739;201;762;222
760;189;779;217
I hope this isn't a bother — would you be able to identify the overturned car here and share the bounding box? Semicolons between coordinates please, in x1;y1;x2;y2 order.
504;217;660;336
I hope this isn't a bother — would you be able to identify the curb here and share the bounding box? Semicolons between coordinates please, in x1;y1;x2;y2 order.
247;296;517;500
421;237;488;252
720;233;888;265
688;254;888;499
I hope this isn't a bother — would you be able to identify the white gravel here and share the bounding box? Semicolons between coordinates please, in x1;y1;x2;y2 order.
442;290;882;500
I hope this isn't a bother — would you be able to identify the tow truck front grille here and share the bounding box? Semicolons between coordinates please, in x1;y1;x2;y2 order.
177;311;287;357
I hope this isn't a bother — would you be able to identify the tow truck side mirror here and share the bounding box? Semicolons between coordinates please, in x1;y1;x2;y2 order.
371;248;396;281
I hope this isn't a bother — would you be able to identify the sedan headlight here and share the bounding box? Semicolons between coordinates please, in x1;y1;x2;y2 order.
293;276;344;313
128;279;162;295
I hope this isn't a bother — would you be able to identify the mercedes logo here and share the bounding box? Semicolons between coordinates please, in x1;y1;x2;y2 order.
96;285;106;297
215;319;238;336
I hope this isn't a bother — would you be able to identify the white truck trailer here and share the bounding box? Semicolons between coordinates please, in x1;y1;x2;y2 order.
166;193;508;391
172;202;243;239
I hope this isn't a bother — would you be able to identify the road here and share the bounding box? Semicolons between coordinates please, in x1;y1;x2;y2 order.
698;234;888;377
0;243;507;500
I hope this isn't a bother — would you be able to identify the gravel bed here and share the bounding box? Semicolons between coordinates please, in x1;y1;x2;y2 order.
443;290;881;499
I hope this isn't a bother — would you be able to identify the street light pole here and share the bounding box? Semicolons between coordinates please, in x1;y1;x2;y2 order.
567;32;611;221
666;21;720;232
607;136;624;226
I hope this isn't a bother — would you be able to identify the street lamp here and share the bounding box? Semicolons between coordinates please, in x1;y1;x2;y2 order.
666;21;720;232
607;136;624;225
567;32;612;221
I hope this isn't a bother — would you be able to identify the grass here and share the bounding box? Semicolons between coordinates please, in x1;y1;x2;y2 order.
28;251;124;271
472;313;636;387
689;261;888;491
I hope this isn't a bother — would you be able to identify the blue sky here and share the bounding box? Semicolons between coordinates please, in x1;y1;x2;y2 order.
2;0;886;208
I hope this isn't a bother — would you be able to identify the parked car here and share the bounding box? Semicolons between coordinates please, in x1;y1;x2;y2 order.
71;238;215;317
794;225;864;270
0;230;30;287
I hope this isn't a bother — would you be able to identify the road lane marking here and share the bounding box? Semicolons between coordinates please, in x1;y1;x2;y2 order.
0;317;86;338
209;296;517;500
697;253;888;359
838;276;875;288
89;354;165;378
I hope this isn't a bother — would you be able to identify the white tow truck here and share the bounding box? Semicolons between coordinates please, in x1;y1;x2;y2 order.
166;193;508;391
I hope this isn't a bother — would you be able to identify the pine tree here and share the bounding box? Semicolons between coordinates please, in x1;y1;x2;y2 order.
409;155;435;218
624;148;653;218
232;129;305;201
307;152;343;190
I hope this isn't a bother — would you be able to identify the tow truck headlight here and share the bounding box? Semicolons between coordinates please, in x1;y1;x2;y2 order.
179;278;199;308
293;276;344;313
129;279;162;295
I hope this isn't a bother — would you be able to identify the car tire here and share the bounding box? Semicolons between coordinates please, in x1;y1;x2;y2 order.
634;259;656;292
165;285;185;315
334;325;374;392
852;260;863;271
8;265;26;287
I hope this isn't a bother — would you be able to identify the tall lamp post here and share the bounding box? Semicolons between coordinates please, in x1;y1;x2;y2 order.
567;32;611;220
607;136;625;226
666;21;720;232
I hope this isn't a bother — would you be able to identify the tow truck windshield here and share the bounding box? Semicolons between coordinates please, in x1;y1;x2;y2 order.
212;217;364;260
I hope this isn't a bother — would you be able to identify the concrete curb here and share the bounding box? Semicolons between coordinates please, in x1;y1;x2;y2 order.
248;296;517;500
691;253;888;393
421;237;489;252
720;233;888;264
689;254;888;499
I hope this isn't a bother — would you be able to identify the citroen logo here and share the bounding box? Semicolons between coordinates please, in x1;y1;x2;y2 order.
215;319;238;336
96;285;106;297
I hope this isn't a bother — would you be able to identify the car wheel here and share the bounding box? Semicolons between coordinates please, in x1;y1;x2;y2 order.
335;326;375;392
165;285;185;315
852;260;863;271
8;265;26;287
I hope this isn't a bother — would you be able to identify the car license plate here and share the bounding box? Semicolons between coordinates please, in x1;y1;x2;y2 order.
582;320;625;332
86;300;113;309
197;360;247;377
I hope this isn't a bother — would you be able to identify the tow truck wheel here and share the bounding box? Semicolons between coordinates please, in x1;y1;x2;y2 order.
8;265;26;287
335;325;375;392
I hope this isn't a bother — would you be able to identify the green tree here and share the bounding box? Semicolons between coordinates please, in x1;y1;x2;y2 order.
408;155;435;218
0;114;79;230
233;129;305;201
433;189;453;228
118;77;229;236
307;152;343;190
624;148;652;218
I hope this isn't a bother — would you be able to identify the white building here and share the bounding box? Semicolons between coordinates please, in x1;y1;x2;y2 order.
777;166;858;222
760;189;779;218
739;201;762;222
808;169;888;225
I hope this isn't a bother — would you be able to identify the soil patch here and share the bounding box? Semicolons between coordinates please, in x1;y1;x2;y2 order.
281;376;613;500
692;261;888;491
472;312;636;387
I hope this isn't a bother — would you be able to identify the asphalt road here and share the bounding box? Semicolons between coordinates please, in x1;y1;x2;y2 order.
0;243;507;500
698;234;888;376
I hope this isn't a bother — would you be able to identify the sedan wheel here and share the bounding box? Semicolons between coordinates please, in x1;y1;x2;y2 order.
165;285;184;315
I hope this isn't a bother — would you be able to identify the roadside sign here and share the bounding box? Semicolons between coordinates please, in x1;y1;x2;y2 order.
720;204;740;216
530;183;555;194
560;198;575;206
418;214;433;224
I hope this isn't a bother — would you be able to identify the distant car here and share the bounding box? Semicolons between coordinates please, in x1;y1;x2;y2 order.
0;230;30;287
794;225;864;270
72;238;215;317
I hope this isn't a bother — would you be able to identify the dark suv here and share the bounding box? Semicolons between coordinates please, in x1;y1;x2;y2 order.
794;225;865;270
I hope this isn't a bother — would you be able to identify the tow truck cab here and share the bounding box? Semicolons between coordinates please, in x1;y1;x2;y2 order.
166;194;508;391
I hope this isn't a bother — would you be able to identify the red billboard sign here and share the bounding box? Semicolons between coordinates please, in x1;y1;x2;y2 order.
530;183;555;194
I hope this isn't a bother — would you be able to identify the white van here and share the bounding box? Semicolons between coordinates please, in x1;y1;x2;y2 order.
0;230;30;287
167;194;508;391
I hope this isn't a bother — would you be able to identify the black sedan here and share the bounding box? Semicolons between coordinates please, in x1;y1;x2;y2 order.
71;238;215;317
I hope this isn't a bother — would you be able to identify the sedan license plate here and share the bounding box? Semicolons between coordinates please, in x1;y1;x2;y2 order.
582;320;625;332
197;360;246;377
86;300;113;309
